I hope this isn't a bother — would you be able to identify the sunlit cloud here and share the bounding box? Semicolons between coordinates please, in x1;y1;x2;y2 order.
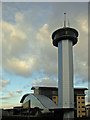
4;58;33;77
36;24;49;42
76;18;88;34
2;16;57;77
16;89;22;94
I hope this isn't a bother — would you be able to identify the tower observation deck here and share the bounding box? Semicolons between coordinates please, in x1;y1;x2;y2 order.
52;27;78;47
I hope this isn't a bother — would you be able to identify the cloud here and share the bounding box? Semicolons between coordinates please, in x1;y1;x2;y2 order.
0;90;21;100
0;79;10;87
1;89;22;108
0;96;10;100
2;3;88;87
15;12;24;23
35;24;58;76
36;24;50;42
32;77;58;87
0;79;10;90
2;14;38;77
2;15;88;86
76;17;88;34
16;89;22;94
74;57;88;85
46;3;88;86
1;2;88;109
2;20;30;58
4;58;35;77
8;90;16;97
2;15;57;77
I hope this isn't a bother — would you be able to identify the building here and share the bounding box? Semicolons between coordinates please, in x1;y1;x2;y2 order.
13;106;23;115
31;86;58;102
74;88;87;118
31;86;88;118
2;106;22;116
86;104;90;118
2;109;13;116
20;93;58;116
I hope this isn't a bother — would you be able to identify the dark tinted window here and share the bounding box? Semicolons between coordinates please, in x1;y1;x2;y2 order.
82;97;85;99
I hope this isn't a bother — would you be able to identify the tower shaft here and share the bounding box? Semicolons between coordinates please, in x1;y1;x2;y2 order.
58;40;74;108
52;26;78;119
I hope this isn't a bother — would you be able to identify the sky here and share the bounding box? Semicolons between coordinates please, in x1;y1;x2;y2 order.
0;2;88;109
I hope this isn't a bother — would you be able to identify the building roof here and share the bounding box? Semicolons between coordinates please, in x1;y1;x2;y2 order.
86;104;90;107
20;93;30;103
20;93;58;109
33;94;58;109
31;86;58;90
31;86;88;90
74;88;88;90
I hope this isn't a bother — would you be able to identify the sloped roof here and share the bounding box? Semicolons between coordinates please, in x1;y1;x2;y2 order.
33;94;58;109
20;93;58;109
20;94;30;103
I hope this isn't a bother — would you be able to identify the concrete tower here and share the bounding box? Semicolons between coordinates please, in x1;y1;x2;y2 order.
52;14;78;119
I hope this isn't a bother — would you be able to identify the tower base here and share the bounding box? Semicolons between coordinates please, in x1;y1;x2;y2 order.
63;110;74;120
52;108;74;120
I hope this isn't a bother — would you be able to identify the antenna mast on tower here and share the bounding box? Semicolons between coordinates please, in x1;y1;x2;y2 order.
64;13;66;27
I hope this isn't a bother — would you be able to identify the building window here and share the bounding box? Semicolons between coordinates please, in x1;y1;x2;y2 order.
78;101;80;103
78;111;80;113
53;101;56;104
52;97;56;99
78;97;80;99
82;101;85;104
82;97;85;99
82;106;85;108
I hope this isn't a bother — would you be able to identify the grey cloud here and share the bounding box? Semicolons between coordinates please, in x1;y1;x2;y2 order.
2;3;88;87
48;3;88;86
32;77;58;87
